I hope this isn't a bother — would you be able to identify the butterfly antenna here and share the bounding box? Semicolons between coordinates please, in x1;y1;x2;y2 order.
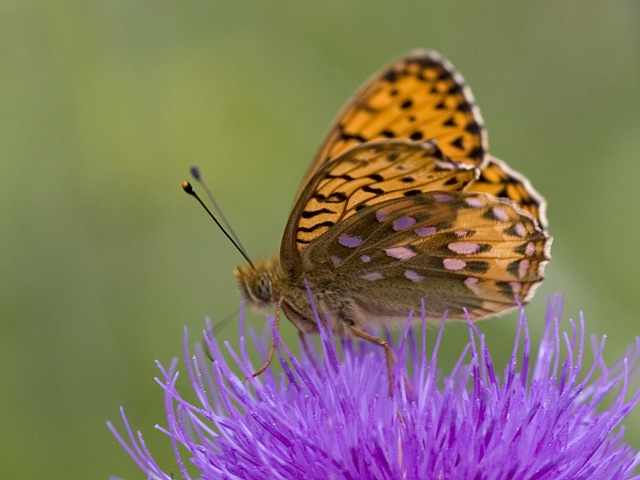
182;179;255;269
190;166;250;255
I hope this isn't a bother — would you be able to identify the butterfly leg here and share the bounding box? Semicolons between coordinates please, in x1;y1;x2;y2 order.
349;326;396;397
250;298;282;378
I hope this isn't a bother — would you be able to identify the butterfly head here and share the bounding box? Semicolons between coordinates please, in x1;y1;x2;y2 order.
234;256;281;310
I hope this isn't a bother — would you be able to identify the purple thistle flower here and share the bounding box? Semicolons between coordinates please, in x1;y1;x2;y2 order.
108;295;640;479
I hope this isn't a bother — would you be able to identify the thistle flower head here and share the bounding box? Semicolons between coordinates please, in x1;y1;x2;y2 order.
109;296;640;479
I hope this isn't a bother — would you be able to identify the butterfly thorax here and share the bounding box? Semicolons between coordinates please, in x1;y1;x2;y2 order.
234;256;358;336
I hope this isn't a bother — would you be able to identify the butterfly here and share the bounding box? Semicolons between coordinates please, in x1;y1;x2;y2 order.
228;51;551;389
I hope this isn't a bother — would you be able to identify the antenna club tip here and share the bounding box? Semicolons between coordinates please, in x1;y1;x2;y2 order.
190;166;202;181
182;181;195;195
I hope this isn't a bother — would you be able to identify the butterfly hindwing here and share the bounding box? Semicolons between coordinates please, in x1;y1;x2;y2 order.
303;190;550;320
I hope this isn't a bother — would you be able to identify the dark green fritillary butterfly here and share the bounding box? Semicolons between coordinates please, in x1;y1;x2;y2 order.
230;51;551;388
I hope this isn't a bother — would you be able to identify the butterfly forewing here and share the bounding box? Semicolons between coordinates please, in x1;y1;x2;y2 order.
303;191;550;320
293;51;548;236
296;51;488;203
282;140;479;274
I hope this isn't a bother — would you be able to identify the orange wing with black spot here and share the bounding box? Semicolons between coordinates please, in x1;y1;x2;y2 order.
274;51;551;322
296;51;547;232
295;51;488;203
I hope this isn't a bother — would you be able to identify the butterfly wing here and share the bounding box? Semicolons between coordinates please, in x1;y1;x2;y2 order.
303;190;551;320
467;155;548;232
278;52;551;322
295;51;487;202
281;139;479;275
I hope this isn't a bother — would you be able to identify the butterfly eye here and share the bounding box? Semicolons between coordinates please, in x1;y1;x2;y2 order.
234;265;277;309
254;274;275;304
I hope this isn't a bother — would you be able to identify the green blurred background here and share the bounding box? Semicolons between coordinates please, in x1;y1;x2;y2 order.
2;1;640;478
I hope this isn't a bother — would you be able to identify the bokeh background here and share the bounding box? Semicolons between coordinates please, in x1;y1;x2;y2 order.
2;1;640;478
